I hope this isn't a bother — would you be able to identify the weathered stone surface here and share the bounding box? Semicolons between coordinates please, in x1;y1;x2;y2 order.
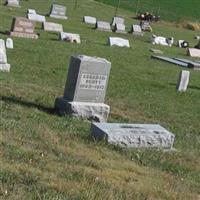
96;21;112;32
0;39;10;72
28;9;36;15
43;22;63;32
111;16;124;26
176;70;190;92
188;48;200;58
55;98;110;122
6;0;20;7
54;55;111;122
132;25;143;36
114;23;126;34
91;123;175;149
6;38;13;49
140;21;152;32
83;16;97;25
10;17;38;39
60;32;81;43
50;4;68;20
108;37;130;48
28;13;46;23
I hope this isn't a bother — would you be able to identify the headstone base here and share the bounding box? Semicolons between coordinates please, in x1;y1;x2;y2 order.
6;4;21;8
10;32;38;39
0;63;11;72
115;30;127;34
55;97;110;122
50;14;68;20
96;28;112;32
132;32;144;36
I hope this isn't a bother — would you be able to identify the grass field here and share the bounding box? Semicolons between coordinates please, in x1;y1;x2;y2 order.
0;0;200;199
95;0;200;21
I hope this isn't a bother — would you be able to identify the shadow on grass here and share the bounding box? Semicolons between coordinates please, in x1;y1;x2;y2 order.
0;31;9;35
1;95;56;115
169;83;200;90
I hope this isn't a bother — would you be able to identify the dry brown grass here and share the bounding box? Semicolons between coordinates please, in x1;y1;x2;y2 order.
177;20;200;31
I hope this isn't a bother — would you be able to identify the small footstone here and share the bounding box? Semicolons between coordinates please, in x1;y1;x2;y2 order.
6;38;13;49
91;123;175;149
176;70;190;92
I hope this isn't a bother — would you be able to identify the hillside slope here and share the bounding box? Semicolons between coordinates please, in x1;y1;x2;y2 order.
95;0;200;21
0;0;200;199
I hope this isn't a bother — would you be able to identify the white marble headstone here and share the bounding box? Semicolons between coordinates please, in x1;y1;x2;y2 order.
28;13;46;23
112;17;124;26
0;39;11;72
108;37;130;48
43;22;63;32
176;70;190;92
132;25;143;36
28;9;36;15
114;23;126;34
83;16;97;25
6;0;20;7
188;48;200;58
96;21;111;32
60;32;81;43
6;38;13;49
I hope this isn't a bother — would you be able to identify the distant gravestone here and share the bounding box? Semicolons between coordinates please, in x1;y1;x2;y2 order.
140;21;152;32
6;38;13;49
111;16;124;26
60;32;81;43
28;13;46;23
188;48;200;58
10;17;38;39
91;123;175;149
50;4;68;20
55;55;111;122
96;21;111;32
0;39;11;72
176;70;190;92
131;25;143;36
114;23;126;34
108;37;130;48
6;0;20;7
83;16;97;25
43;22;63;32
28;9;36;15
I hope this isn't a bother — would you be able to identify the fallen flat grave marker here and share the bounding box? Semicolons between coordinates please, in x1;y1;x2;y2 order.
108;37;130;48
91;123;175;149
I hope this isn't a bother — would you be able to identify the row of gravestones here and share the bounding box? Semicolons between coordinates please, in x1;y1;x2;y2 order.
2;1;176;150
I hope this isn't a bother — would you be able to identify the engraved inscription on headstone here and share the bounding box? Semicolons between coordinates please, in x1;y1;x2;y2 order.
83;16;97;25
132;25;143;36
114;23;126;34
91;123;175;149
50;4;68;20
111;17;124;26
10;17;38;39
176;70;190;92
96;21;111;32
0;39;11;72
55;55;111;122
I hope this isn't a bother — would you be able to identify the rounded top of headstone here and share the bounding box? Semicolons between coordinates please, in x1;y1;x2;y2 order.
74;55;111;64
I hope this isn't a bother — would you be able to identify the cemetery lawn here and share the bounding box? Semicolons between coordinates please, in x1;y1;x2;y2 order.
95;0;200;22
0;0;200;199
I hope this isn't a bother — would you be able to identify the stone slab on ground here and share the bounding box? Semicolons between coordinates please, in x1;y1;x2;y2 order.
188;48;200;58
60;32;81;43
96;21;112;32
108;37;130;48
55;98;110;122
91;123;175;149
50;4;68;20
28;13;46;23
6;0;20;7
176;70;190;92
83;16;97;25
43;22;63;32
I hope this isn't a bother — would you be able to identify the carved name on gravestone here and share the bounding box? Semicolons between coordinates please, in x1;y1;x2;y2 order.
55;55;111;122
96;21;111;32
28;13;46;23
6;38;13;49
188;48;200;58
6;0;20;7
43;22;63;32
111;16;124;26
114;23;126;34
0;39;11;72
176;70;190;92
60;32;81;43
108;37;130;48
10;17;38;39
91;123;175;149
132;25;143;36
50;4;68;20
83;16;97;25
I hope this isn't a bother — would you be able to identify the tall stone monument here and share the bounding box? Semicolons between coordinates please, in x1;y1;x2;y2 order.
10;17;38;39
0;39;11;72
55;55;111;122
49;4;68;20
